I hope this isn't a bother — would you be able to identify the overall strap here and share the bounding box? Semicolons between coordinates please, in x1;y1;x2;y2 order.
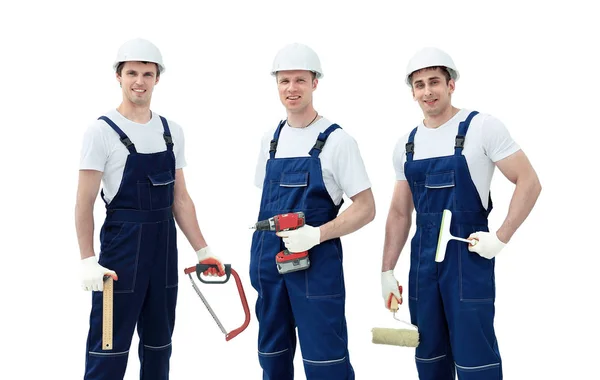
454;111;479;156
309;124;341;158
98;116;137;154
159;116;174;152
269;120;287;159
405;127;418;162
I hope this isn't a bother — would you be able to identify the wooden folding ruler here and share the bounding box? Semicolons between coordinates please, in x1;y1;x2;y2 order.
102;276;113;350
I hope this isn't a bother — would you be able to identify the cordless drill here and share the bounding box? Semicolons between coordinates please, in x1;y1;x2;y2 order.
251;212;310;274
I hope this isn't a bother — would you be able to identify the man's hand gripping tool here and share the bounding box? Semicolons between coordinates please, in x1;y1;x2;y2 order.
251;212;310;274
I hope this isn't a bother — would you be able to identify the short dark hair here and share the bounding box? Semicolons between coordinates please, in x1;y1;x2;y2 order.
409;66;451;87
275;71;317;81
116;61;160;77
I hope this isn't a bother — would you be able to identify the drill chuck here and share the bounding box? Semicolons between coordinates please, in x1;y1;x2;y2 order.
254;219;274;231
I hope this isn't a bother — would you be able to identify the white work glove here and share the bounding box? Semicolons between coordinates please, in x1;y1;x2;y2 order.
276;225;321;253
81;256;118;291
381;270;403;310
196;246;226;276
468;231;506;259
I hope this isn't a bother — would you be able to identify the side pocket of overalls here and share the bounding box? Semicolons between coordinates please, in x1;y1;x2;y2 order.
408;231;421;301
165;219;178;288
99;222;142;293
458;224;495;302
305;239;343;298
249;231;265;296
99;221;125;253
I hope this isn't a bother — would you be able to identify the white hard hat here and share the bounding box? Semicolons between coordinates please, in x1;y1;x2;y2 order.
405;47;459;86
113;38;165;74
271;43;323;79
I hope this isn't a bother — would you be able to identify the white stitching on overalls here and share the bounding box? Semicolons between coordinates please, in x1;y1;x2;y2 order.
257;233;265;297
258;348;289;356
303;356;346;365
455;362;500;371
415;354;446;362
143;342;172;350
89;350;129;356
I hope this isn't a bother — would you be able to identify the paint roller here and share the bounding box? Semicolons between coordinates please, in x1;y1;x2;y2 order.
435;209;478;262
371;287;420;347
371;209;478;347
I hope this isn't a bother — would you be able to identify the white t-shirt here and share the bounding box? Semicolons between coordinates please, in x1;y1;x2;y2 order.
254;117;371;206
79;108;187;204
393;109;520;208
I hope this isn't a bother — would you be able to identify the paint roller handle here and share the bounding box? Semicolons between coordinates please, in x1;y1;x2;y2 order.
390;286;403;312
390;297;399;312
455;237;478;246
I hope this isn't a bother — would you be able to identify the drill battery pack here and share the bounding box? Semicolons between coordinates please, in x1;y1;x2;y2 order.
276;250;310;274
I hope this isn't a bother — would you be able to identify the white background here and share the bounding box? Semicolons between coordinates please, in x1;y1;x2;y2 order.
1;0;598;378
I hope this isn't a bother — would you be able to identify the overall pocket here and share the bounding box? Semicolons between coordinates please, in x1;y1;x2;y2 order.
424;171;456;212
458;224;495;301
277;172;309;210
165;219;178;288
99;221;125;253
249;232;265;296
99;223;142;293
305;240;343;298
408;231;421;300
137;170;175;210
250;232;281;298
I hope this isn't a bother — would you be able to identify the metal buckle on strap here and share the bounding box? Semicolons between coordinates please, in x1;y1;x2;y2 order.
120;137;133;148
312;139;326;151
163;134;173;145
455;136;465;149
269;140;278;153
406;142;415;154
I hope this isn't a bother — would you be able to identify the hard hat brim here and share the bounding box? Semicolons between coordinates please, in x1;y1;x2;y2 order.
113;60;165;74
404;67;459;86
270;69;323;79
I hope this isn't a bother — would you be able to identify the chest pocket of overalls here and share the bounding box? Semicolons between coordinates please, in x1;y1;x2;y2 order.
424;171;455;212
274;172;308;210
137;170;175;210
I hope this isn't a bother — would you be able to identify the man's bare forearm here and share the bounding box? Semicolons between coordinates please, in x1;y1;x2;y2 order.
497;172;542;243
173;193;207;252
75;201;96;260
382;209;411;271
75;170;102;260
320;189;375;243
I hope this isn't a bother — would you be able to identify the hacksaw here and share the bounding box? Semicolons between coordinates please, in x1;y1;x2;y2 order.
184;263;251;341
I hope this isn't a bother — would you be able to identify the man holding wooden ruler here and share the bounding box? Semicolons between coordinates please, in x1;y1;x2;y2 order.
75;38;226;380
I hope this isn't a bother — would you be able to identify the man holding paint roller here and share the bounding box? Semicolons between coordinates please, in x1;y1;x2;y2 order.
380;47;541;379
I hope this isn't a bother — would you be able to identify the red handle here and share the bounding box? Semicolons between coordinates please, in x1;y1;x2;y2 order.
398;285;403;305
275;250;308;263
225;268;251;341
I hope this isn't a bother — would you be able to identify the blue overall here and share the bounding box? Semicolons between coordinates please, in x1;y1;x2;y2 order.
250;121;355;380
405;111;502;379
84;115;178;380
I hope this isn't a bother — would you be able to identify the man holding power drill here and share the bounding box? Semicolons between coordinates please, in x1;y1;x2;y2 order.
249;43;375;380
